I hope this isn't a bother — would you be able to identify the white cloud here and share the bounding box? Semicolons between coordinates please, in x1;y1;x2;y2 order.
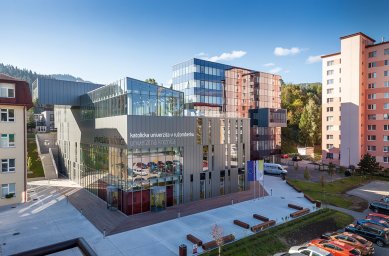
197;52;207;57
263;62;275;67
269;67;282;73
284;70;290;74
274;47;302;56
207;50;247;62
306;55;322;64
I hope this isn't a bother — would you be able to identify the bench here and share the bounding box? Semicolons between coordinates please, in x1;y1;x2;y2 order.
250;220;276;233
201;234;235;251
304;194;315;203
186;234;203;246
290;208;310;218
288;203;304;210
253;214;269;222
233;219;250;229
286;181;302;193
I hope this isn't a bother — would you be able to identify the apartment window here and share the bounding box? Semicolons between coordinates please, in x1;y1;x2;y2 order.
0;109;14;122
326;125;334;131
327;98;334;103
368;83;376;89
385;60;389;66
368;104;376;110
368;114;376;120
367;145;376;151
326;135;333;140
385;48;389;55
1;159;15;173
384;103;389;109
368;125;376;130
327;79;334;85
385;81;389;88
384;125;389;131
327;88;334;94
327;60;334;66
384;135;389;141
326;153;334;159
0;134;15;147
326;144;334;149
368;72;377;78
368;51;377;58
0;85;15;98
384;146;389;153
384;157;389;163
367;94;376;100
327;107;333;112
368;62;377;68
326;116;334;121
385;71;389;77
367;135;376;141
1;183;15;198
385;93;389;98
384;114;389;120
327;70;334;75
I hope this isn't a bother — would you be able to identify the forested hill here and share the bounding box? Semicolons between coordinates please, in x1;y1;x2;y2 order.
281;82;322;154
0;63;86;85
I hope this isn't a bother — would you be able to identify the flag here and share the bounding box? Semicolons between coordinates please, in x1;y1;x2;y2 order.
257;160;264;181
247;160;255;181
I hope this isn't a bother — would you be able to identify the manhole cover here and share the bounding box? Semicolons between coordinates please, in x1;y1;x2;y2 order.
33;198;38;201
12;232;20;236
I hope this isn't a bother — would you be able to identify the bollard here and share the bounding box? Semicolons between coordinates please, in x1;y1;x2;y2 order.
80;208;83;215
103;229;106;238
271;189;272;196
179;244;187;256
231;199;234;205
178;211;181;218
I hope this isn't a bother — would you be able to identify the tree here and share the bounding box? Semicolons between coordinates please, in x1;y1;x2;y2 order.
211;224;224;256
145;78;158;85
304;166;311;181
357;153;382;175
299;98;321;146
328;162;336;181
27;157;33;171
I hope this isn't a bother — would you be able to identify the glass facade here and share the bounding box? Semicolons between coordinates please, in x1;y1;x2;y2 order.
81;77;184;119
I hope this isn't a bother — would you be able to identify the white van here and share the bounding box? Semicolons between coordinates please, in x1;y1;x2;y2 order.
264;163;288;175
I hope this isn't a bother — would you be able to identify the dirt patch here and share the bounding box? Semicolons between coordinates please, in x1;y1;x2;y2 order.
282;217;339;246
343;194;369;212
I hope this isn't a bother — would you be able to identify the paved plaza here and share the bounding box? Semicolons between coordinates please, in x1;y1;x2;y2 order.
0;176;316;255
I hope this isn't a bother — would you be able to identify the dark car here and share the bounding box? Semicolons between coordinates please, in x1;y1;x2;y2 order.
369;201;389;215
357;218;389;228
345;223;389;247
292;155;302;161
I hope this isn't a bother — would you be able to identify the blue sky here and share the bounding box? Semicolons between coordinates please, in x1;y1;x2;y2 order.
1;0;388;85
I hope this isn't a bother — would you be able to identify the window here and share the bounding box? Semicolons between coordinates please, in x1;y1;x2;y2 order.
385;71;389;77
1;159;15;173
368;114;376;120
383;146;389;152
385;81;389;87
327;60;334;66
368;83;376;89
327;98;334;103
326;144;334;149
385;93;389;98
385;60;389;66
368;104;376;110
326;116;334;121
327;135;333;140
384;103;389;109
327;88;334;94
368;62;377;68
327;79;334;85
384;156;389;163
384;135;389;141
327;107;333;112
367;145;376;151
1;183;15;198
368;94;376;99
368;72;377;78
384;125;389;131
367;135;376;141
384;114;389;120
326;125;334;131
0;84;15;98
0;109;14;122
0;134;15;147
385;49;389;55
327;70;334;75
368;125;376;130
326;153;334;159
368;51;377;58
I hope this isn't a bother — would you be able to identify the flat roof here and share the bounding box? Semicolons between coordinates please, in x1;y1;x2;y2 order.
321;52;341;59
340;32;376;42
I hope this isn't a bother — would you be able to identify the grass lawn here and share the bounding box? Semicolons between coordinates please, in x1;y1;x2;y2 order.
27;136;45;178
287;175;389;211
203;209;353;256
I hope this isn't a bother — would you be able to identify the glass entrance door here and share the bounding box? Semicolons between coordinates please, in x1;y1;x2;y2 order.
151;186;166;212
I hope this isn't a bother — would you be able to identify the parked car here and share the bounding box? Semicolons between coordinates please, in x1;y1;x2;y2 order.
357;218;389;228
369;201;389;215
280;154;289;159
308;239;361;256
264;163;288;175
345;223;389;247
380;196;389;203
133;168;149;176
274;252;306;256
366;213;389;224
288;245;333;256
292;155;302;161
321;232;374;256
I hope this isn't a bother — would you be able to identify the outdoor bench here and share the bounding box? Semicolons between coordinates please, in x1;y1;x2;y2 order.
288;203;303;210
253;214;269;222
186;234;203;246
201;234;235;250
286;181;302;193
250;220;276;233
304;194;315;203
290;208;310;218
233;219;250;229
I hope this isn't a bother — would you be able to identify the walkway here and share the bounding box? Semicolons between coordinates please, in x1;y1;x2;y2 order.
36;133;58;180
